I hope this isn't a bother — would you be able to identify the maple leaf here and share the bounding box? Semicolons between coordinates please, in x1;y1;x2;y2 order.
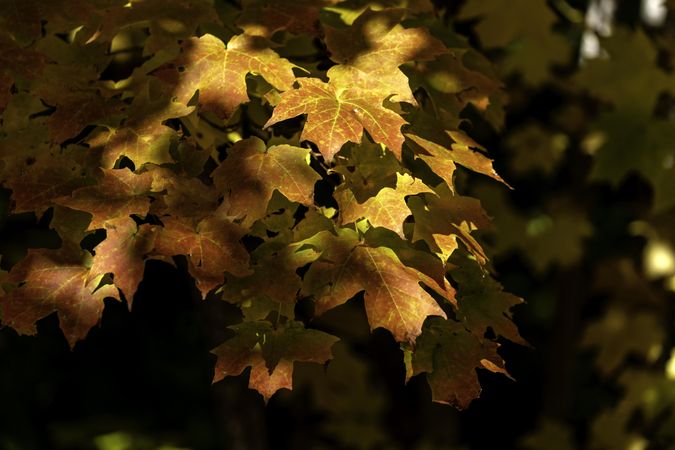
324;8;446;105
211;137;320;226
55;168;154;230
407;317;509;409
408;192;491;264
575;29;672;114
265;77;407;161
458;0;570;83
87;82;194;168
581;308;664;377
406;130;507;186
212;320;339;401
332;139;404;203
236;0;334;38
405;50;505;129
302;229;447;343
147;166;220;220
221;242;319;320
335;173;431;237
0;73;11;114
90;218;158;306
4;150;91;215
45;92;124;144
153;216;251;297
449;257;526;345
158;33;296;120
0;248;119;348
0;0;41;43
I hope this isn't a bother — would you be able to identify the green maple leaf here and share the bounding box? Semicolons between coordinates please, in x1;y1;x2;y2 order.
302;229;447;343
211;137;320;226
55;168;154;230
265;77;407;161
407;317;509;409
0;248;119;348
581;308;664;377
90;217;158;306
153;216;251;297
158;33;296;120
324;8;446;105
221;242;320;320
405;50;505;129
576;30;672;114
212;320;339;401
335;172;431;237
332;139;405;203
449;257;526;345
458;0;569;83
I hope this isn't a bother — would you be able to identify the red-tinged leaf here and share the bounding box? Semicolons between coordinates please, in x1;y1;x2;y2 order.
212;320;339;401
0;34;48;79
0;0;41;43
449;258;526;345
237;0;334;38
265;77;407;161
154;216;251;297
90;218;158;306
335;173;431;237
406;131;507;186
0;73;12;114
0;249;120;348
325;8;446;105
55;168;154;230
5;151;90;215
88;84;194;168
158;34;295;120
147;166;220;220
47;93;124;144
211;137;320;226
302;230;447;343
408;317;509;409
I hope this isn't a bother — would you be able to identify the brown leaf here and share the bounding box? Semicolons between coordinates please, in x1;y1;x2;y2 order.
406;131;507;186
5;151;90;215
302;229;447;343
211;137;319;226
90;217;158;306
212;320;339;401
1;248;120;348
409;317;509;409
55;168;154;230
154;216;251;297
